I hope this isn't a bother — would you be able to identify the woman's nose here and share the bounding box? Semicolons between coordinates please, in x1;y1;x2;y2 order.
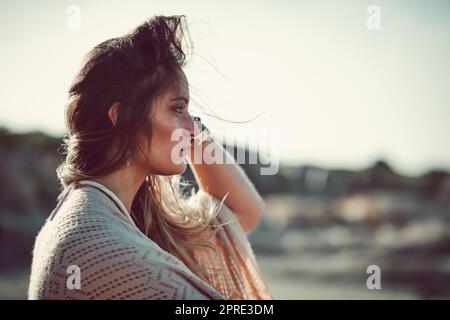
186;115;203;145
185;115;196;137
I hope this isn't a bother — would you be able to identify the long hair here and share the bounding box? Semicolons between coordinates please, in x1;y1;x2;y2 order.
56;15;228;282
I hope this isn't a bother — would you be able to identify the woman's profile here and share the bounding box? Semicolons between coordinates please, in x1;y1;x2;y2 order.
27;14;272;300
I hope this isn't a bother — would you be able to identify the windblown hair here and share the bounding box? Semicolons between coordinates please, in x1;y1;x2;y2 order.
56;15;227;282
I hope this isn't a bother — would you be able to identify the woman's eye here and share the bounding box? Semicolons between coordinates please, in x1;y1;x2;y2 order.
173;105;185;114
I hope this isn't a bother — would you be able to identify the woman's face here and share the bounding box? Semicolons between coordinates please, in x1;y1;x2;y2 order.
136;70;195;176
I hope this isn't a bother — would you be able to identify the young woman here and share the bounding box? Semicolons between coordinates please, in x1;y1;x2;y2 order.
28;15;272;300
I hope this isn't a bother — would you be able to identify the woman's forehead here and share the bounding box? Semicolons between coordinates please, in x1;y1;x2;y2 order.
167;76;190;102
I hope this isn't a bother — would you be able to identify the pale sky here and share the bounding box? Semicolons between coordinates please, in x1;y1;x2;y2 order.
0;0;449;176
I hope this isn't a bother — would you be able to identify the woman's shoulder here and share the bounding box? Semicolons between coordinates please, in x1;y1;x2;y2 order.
53;186;123;221
32;186;170;271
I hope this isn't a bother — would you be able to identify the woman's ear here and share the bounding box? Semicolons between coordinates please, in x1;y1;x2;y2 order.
108;102;122;127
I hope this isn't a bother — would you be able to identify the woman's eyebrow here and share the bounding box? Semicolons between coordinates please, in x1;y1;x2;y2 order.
170;96;189;103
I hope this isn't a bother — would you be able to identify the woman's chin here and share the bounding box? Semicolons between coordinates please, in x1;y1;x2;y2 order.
149;160;187;176
168;159;187;175
174;161;187;175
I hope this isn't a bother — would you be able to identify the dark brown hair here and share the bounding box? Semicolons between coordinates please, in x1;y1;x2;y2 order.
57;15;226;282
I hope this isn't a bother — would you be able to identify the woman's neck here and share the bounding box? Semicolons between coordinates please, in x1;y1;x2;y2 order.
92;166;146;215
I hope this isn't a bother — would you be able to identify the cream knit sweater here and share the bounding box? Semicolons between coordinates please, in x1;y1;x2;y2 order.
28;180;273;300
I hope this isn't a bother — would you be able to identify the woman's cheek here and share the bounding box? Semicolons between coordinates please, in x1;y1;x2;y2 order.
171;116;186;130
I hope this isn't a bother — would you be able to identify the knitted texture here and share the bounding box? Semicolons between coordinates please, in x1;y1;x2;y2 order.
28;184;272;300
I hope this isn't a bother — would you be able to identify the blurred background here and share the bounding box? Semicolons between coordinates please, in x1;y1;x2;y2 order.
0;0;449;299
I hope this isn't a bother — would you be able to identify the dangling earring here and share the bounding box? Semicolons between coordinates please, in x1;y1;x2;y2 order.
126;149;132;166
